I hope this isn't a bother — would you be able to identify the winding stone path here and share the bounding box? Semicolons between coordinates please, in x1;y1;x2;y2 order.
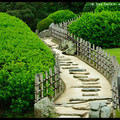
41;37;112;118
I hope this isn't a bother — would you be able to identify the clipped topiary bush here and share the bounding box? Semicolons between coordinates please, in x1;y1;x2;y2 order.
95;2;120;12
47;9;77;24
37;17;54;32
83;2;97;12
0;12;55;113
67;11;120;48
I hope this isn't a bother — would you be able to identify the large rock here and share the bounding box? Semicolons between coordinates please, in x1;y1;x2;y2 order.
89;110;100;118
100;106;111;118
60;40;76;55
38;29;51;38
34;97;56;118
89;101;100;111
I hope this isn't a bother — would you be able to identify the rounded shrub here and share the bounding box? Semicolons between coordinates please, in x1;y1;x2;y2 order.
95;2;120;12
83;2;97;12
37;17;54;32
0;12;55;113
47;9;77;24
67;11;120;48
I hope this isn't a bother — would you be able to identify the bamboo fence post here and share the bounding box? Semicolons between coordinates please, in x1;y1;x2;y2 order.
54;66;57;96
45;71;48;97
49;68;53;99
35;74;40;103
40;73;43;99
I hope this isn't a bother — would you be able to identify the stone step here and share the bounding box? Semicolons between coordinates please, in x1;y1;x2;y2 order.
82;82;100;85
60;61;73;63
69;68;87;72
72;103;90;110
62;66;79;69
69;97;112;102
71;85;101;88
82;88;100;92
60;63;71;66
73;75;88;78
79;78;99;82
59;56;65;58
69;71;90;75
72;63;79;66
55;106;88;117
69;101;86;104
82;93;98;96
59;115;81;118
59;58;71;61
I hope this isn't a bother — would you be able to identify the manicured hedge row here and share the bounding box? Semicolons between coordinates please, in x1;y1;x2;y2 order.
0;12;55;113
95;2;120;12
67;11;120;48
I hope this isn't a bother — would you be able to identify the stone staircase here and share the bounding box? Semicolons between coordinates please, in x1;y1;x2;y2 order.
41;37;112;118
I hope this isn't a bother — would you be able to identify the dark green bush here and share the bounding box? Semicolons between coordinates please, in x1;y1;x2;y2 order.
67;11;120;48
37;17;54;32
95;2;120;12
0;12;55;113
47;9;77;24
83;2;97;12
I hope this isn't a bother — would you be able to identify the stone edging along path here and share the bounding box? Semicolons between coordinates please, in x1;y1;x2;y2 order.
41;37;112;118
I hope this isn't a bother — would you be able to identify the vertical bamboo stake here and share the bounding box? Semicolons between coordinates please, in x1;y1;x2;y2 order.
40;73;43;99
45;71;48;97
92;44;95;66
35;74;40;103
77;37;79;56
49;68;53;99
54;66;57;96
89;42;91;64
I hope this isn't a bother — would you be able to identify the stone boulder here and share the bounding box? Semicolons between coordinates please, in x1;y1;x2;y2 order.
38;29;51;38
60;40;76;55
34;97;56;118
89;101;111;118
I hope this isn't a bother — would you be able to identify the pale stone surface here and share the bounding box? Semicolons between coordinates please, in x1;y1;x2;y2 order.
34;97;56;118
71;85;101;88
73;103;90;110
59;58;71;61
73;75;88;78
55;106;88;117
82;82;100;85
82;88;100;92
82;93;98;96
69;68;86;71
62;66;79;69
59;115;81;118
69;71;90;75
79;78;99;82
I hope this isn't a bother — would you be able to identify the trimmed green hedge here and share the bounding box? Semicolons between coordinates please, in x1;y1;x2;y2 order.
95;2;120;12
83;2;97;12
47;9;77;24
37;17;54;32
67;11;120;48
0;12;55;113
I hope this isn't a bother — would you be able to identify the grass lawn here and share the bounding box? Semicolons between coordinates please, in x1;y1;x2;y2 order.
104;48;120;64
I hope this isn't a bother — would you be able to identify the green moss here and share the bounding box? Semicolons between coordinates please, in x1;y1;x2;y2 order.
115;108;120;118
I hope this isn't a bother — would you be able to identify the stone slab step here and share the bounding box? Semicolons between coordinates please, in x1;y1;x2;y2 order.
55;106;88;117
69;71;90;75
72;63;79;66
73;75;88;78
62;66;79;69
69;68;87;72
82;93;98;96
60;63;71;66
69;97;112;102
82;82;100;85
71;85;101;88
60;61;73;63
59;56;65;58
59;115;81;118
79;78;99;82
69;101;86;104
82;88;100;92
72;103;90;110
59;58;71;61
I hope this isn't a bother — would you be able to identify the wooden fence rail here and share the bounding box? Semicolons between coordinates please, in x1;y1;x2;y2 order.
49;20;120;117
